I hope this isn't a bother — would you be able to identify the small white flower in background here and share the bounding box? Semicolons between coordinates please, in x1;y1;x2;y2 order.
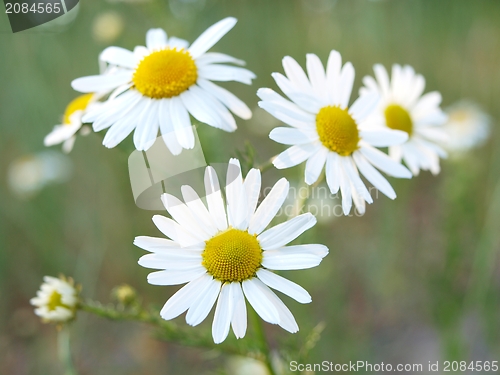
258;51;412;216
7;151;72;199
360;64;448;176
92;11;124;44
72;17;255;154
44;94;96;153
135;159;328;344
30;276;79;324
442;100;491;154
227;356;270;375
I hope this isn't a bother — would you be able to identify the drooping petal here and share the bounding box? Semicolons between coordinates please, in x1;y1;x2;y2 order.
241;278;280;324
257;269;311;304
212;282;234;344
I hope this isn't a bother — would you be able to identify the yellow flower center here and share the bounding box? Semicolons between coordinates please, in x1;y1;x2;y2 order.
63;94;94;125
202;228;263;283
132;48;198;99
47;291;69;311
316;105;360;156
384;104;413;136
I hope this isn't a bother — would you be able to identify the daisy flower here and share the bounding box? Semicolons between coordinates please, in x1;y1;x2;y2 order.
135;159;328;344
258;51;412;215
442;100;491;153
44;94;95;153
360;64;448;175
72;17;255;154
30;276;79;323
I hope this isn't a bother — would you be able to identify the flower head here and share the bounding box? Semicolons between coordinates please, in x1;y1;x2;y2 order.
72;17;255;154
258;51;411;215
44;94;95;153
30;276;79;324
135;159;328;344
360;64;448;175
442;100;491;154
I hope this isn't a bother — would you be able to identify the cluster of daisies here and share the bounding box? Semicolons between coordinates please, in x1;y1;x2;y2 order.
34;17;490;344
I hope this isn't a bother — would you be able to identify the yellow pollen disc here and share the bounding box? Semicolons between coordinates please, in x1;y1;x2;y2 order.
47;291;69;311
384;104;413;136
133;48;198;99
63;94;94;125
202;228;263;283
316;105;360;156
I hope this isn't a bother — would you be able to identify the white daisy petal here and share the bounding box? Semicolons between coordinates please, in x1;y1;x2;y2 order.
412;91;442;119
326;50;341;102
256;88;316;128
259;101;315;130
197;78;252;120
133;99;158;151
226;159;248;229
273;143;320;169
71;72;133;93
160;274;212;320
272;72;324;113
337;62;355;109
269;127;319;146
282;55;314;94
359;145;412;178
257;269;311;304
325;152;340;194
265;289;299;333
186;278;221;326
271;244;329;258
152;215;203;247
258;213;316;250
146;28;168;50
373;64;390;97
100;47;136;69
181;185;218;236
262;252;322;270
305;147;328;185
147;267;207;285
158;98;183;155
229;282;247;339
102;104;143;148
167;37;189;49
170;96;195;149
360;129;408;147
212;283;234;344
306;53;328;98
198;64;255;85
243;168;261;225
352;151;396;199
338;163;353;215
138;252;202;270
134;236;183;251
248;178;289;235
204;166;228;231
195;52;245;67
340;156;373;203
349;92;379;123
242;278;280;324
189;17;237;59
161;194;211;240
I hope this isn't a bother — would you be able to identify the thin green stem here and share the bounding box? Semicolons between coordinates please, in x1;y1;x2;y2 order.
251;309;277;375
58;326;77;375
79;300;256;357
257;158;275;174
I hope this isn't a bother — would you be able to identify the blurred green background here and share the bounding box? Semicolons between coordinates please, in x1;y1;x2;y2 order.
1;0;500;374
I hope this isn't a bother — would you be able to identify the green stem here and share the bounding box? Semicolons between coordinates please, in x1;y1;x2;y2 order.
79;300;255;357
251;309;277;375
58;326;77;375
257;158;274;174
